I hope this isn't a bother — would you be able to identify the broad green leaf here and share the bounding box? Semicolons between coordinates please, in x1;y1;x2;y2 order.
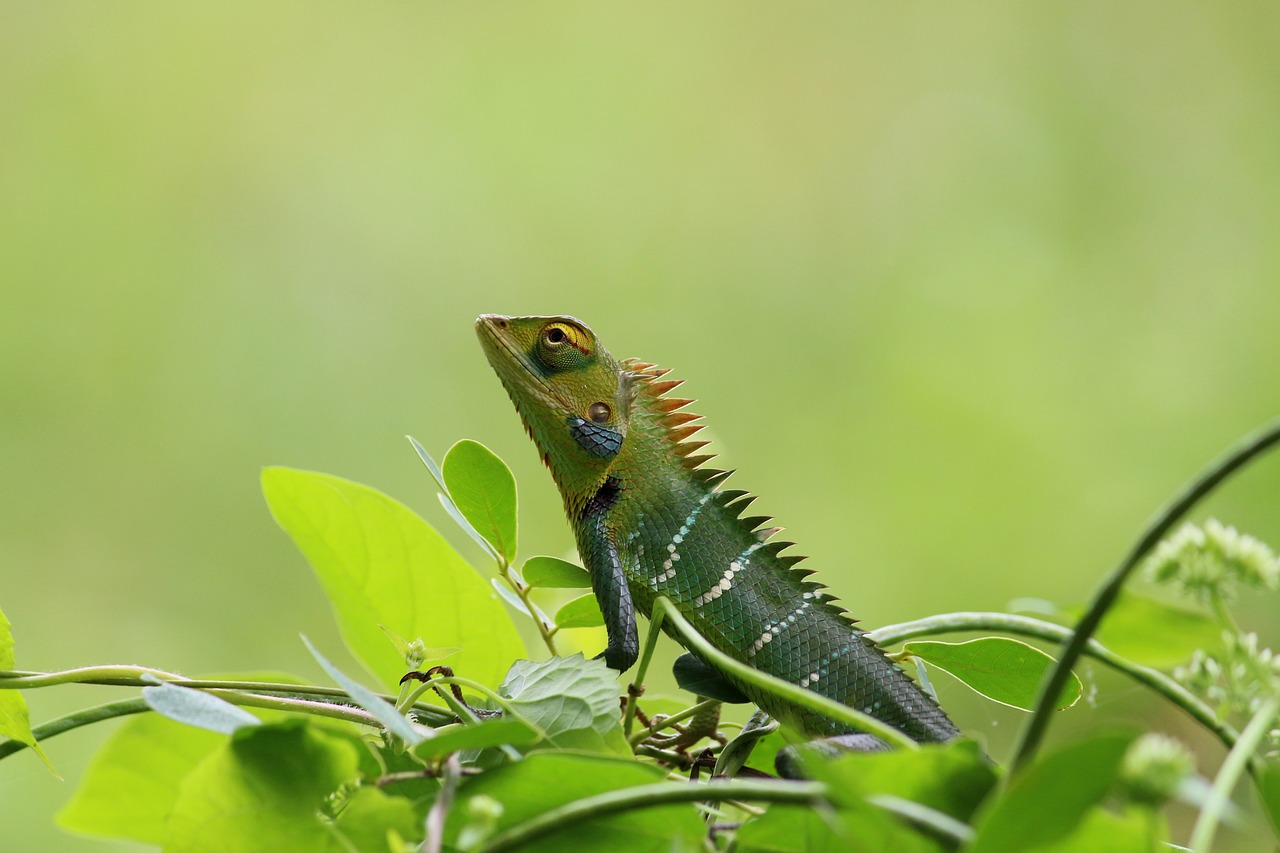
500;655;629;754
448;752;704;853
803;740;996;822
303;636;425;745
262;467;525;688
1062;590;1223;669
523;555;593;588
142;682;262;734
0;606;56;775
905;637;1081;711
1022;806;1156;852
968;731;1137;853
554;592;605;629
165;721;359;853
58;711;225;843
411;717;542;761
442;439;518;563
333;786;423;852
59;672;366;845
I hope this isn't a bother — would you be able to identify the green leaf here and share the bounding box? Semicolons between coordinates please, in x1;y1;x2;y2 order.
142;682;262;734
303;636;425;746
261;467;525;688
1061;590;1223;669
411;717;543;761
554;592;605;629
500;655;629;754
968;731;1137;853
443;439;519;563
524;555;593;588
165;721;359;853
448;752;704;853
1020;806;1156;852
58;711;225;843
408;436;495;560
59;672;366;845
905;637;1081;711
804;739;996;823
333;786;424;852
0;606;56;775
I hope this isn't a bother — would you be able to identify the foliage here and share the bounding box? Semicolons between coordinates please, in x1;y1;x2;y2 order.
3;428;1280;851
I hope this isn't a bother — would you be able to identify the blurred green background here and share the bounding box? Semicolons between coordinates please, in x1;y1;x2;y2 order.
3;2;1280;849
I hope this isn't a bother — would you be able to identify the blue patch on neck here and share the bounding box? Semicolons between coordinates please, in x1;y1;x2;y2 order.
568;417;622;459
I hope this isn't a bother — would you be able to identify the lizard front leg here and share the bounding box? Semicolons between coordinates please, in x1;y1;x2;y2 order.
578;495;639;672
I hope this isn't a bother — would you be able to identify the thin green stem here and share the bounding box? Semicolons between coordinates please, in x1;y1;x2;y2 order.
202;689;381;727
628;698;721;747
0;698;149;761
479;779;828;852
651;597;917;751
624;607;667;738
408;675;536;730
0;669;455;726
1009;418;1280;776
0;665;183;688
1188;696;1280;852
425;754;462;853
0;688;387;764
499;558;558;656
867;612;1240;755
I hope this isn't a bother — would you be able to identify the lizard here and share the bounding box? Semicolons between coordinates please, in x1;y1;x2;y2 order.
475;313;959;754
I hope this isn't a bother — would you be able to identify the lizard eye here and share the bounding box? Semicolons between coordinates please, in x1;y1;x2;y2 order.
588;402;611;423
536;322;592;372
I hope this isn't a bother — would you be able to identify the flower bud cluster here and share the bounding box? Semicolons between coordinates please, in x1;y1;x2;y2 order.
1145;519;1280;601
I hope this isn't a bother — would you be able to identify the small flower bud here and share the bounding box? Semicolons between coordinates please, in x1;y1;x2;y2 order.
1118;733;1194;808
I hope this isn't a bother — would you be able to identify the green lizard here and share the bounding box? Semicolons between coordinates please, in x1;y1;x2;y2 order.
476;314;958;750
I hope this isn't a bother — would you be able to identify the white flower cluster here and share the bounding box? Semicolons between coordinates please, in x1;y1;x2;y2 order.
1145;519;1280;600
1176;632;1280;754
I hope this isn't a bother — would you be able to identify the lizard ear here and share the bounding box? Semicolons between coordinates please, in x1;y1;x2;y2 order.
565;370;634;462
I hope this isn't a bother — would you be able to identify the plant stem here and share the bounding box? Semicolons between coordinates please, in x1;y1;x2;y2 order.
623;607;666;738
0;669;455;726
480;778;828;852
1009;418;1280;776
0;688;389;763
651;597;918;751
628;698;721;747
1188;695;1280;852
499;559;558;656
0;698;149;761
424;754;462;853
868;611;1241;755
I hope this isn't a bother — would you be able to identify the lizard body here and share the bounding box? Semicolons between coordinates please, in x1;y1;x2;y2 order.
476;314;957;744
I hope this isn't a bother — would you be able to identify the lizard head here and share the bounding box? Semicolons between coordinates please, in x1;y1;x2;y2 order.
476;314;632;508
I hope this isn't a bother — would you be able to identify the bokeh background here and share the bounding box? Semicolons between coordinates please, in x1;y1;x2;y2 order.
4;2;1280;849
